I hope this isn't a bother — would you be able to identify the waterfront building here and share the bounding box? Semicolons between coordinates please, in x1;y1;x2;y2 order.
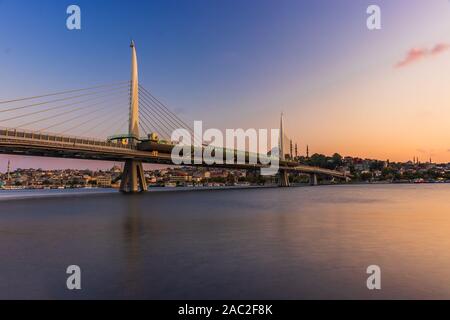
96;175;112;188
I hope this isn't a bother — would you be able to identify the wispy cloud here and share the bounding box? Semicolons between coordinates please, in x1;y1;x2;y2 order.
431;43;450;55
395;43;449;68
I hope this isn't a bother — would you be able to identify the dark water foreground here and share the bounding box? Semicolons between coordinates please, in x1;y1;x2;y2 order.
1;184;450;299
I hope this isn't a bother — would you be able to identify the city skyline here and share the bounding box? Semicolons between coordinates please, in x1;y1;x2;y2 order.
1;0;450;171
3;154;449;190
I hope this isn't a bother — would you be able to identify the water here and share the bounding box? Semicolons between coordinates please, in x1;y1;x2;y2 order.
0;188;116;200
1;184;450;299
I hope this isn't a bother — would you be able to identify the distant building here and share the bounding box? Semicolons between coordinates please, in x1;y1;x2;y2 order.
147;176;157;184
169;175;192;184
209;170;229;178
111;165;122;173
96;175;112;187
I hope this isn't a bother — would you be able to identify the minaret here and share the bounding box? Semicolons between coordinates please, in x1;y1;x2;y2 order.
295;143;298;158
289;140;293;159
306;145;310;159
129;40;140;142
279;113;285;160
278;112;289;187
6;160;11;182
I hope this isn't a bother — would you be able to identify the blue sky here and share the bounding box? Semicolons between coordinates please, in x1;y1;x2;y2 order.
1;0;450;170
0;0;383;113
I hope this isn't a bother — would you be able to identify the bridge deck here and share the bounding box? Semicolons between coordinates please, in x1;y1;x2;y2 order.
0;127;347;178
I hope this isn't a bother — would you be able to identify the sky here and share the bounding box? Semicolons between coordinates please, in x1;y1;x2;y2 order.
0;0;450;171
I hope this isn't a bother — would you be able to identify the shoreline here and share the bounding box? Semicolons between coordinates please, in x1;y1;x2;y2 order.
0;182;449;203
1;179;448;192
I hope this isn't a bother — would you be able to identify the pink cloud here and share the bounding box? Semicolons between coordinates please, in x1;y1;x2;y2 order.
431;43;450;55
395;43;450;68
395;48;427;68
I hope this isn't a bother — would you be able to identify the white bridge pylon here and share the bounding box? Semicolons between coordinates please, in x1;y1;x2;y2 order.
129;40;140;141
120;41;147;193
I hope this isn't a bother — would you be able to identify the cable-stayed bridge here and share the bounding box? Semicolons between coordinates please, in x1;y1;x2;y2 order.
0;41;348;193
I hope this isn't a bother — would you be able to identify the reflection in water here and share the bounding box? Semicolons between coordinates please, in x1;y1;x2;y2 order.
1;184;450;299
122;196;143;294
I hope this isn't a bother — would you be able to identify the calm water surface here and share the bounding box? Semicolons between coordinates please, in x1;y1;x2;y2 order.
1;184;450;299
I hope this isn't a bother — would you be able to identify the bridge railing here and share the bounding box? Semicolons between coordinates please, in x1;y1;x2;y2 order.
193;145;279;165
0;126;132;150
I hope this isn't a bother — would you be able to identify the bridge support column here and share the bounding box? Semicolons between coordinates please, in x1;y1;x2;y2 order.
120;159;147;193
279;169;290;187
309;173;318;186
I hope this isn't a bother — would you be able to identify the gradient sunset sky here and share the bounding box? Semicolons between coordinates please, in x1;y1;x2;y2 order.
1;0;450;170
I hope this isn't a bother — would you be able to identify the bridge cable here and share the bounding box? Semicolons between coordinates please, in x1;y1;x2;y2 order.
138;86;203;146
0;86;130;124
82;109;129;138
139;86;204;145
138;102;170;136
139;85;194;132
138;111;161;138
139;92;203;145
0;83;130;114
58;103;128;135
139;102;177;137
139;100;177;139
138;89;198;141
0;81;130;105
35;101;127;133
18;90;129;130
139;123;149;137
138;92;182;130
138;91;188;133
96;112;132;139
139;107;172;140
138;112;158;137
137;99;170;134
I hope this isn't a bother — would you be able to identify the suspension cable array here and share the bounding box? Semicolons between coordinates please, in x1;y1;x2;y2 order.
0;81;199;144
0;82;130;139
138;84;201;145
